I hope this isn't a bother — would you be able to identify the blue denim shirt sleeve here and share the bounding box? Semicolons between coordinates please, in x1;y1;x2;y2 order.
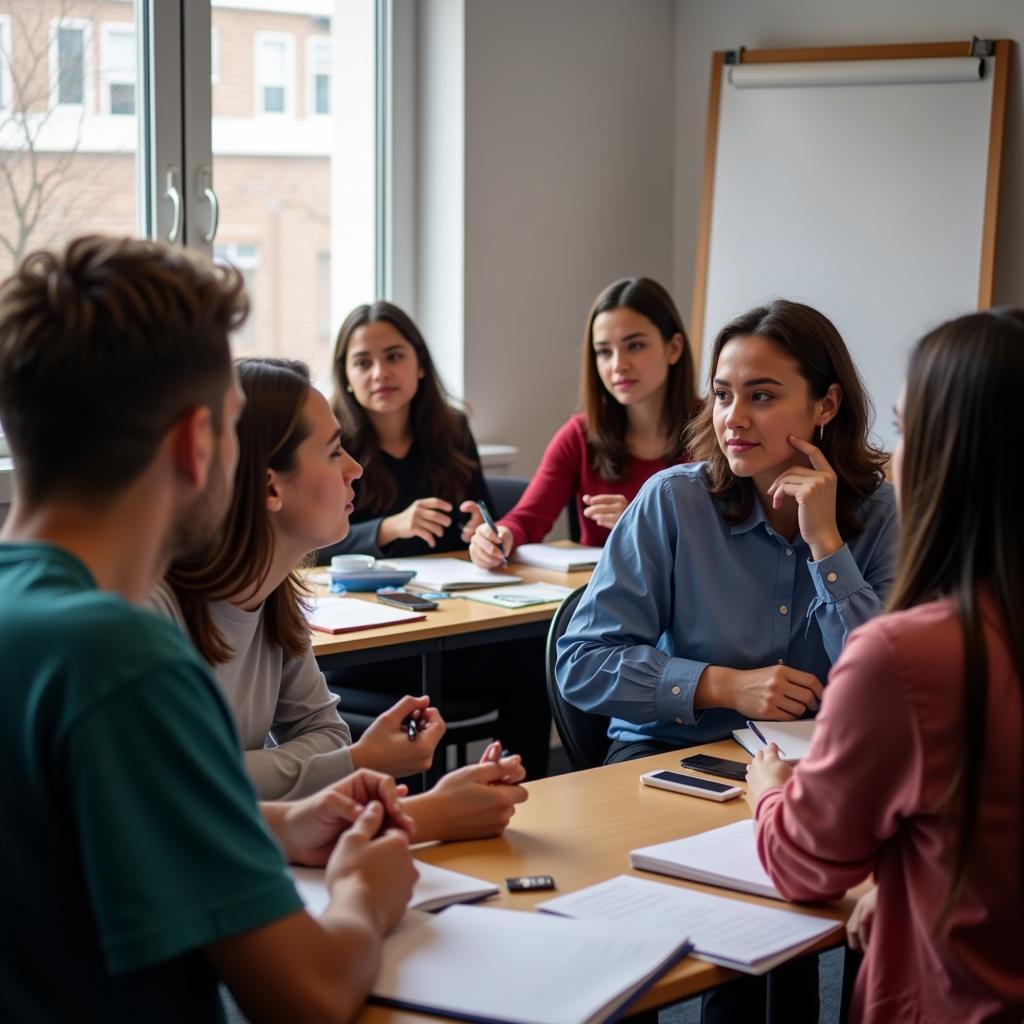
555;475;710;726
804;488;898;663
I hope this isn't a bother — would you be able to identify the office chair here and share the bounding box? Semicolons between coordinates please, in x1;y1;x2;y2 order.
544;584;611;771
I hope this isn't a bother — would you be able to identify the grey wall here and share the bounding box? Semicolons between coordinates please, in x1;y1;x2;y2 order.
672;0;1024;375
461;0;677;475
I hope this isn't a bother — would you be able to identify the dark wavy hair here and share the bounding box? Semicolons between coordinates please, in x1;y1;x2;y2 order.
331;301;476;515
166;358;313;666
581;277;697;480
685;299;886;536
888;308;1024;929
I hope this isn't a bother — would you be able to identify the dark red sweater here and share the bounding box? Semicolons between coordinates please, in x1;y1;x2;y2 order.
499;414;685;548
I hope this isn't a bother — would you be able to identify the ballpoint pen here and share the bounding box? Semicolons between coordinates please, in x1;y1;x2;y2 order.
475;500;508;568
746;720;786;758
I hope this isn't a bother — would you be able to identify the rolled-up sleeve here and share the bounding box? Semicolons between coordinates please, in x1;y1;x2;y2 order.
555;477;709;726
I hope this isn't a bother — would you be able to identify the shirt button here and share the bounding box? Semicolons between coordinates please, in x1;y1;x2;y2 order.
675;717;684;725
779;605;789;615
827;571;838;583
785;548;793;557
671;685;681;696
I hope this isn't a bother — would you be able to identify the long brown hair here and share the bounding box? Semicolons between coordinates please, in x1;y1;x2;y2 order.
331;301;476;515
166;358;314;666
685;299;886;535
581;277;697;480
887;308;1024;927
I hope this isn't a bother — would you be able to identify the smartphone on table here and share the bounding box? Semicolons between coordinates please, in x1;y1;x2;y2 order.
679;753;749;782
640;769;742;802
376;590;438;611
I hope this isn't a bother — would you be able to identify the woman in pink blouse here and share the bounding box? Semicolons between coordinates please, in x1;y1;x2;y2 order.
747;308;1024;1024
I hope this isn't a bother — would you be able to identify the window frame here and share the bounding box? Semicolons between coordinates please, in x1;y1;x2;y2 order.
306;33;331;118
253;30;295;119
49;16;93;111
100;21;137;117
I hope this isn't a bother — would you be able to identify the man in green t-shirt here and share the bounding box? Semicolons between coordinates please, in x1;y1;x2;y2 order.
0;236;417;1022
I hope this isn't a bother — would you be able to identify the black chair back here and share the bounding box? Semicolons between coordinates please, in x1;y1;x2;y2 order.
484;475;530;519
545;585;611;771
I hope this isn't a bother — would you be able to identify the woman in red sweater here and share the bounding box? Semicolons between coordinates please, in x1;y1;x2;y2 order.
469;276;697;566
747;308;1024;1023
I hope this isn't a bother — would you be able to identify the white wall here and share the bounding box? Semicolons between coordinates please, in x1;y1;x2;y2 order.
460;0;677;475
672;0;1024;384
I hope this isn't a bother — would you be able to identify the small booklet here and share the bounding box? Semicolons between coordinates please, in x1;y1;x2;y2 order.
303;596;426;635
459;581;573;608
630;820;782;900
733;719;816;763
370;904;693;1024
292;860;500;916
514;543;604;572
538;874;841;976
378;556;522;591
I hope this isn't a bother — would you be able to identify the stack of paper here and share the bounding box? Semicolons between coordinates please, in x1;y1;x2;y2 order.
733;719;816;763
292;860;500;916
303;596;426;635
538;874;841;975
459;581;573;608
514;543;604;572
378;557;522;591
630;820;782;900
371;904;693;1024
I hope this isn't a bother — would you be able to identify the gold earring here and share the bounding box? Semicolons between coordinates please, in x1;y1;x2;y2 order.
818;423;825;442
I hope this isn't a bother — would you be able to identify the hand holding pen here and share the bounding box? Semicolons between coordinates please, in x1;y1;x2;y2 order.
468;500;514;568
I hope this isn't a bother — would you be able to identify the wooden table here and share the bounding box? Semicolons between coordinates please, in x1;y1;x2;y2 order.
306;552;592;784
357;740;863;1023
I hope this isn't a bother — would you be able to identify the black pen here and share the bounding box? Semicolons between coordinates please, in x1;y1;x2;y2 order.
746;719;786;758
476;500;508;567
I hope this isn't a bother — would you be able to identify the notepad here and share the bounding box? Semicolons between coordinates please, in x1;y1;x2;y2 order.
370;904;693;1024
630;820;782;900
303;596;426;634
538;875;841;975
459;581;574;608
378;557;522;591
514;543;604;572
292;860;500;916
733;719;816;763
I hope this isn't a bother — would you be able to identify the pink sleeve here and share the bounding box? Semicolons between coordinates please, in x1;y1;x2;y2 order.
754;621;921;902
499;418;584;550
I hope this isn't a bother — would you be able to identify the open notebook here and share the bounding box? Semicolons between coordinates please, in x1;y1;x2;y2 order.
459;582;573;608
538;874;841;975
292;860;499;916
371;905;693;1024
378;556;522;591
733;720;816;763
303;596;426;635
513;543;604;572
630;820;782;900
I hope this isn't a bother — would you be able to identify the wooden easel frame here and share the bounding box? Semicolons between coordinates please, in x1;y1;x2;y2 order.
689;39;1012;357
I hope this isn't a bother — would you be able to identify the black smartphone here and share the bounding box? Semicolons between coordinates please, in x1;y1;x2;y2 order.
679;753;748;782
376;590;438;611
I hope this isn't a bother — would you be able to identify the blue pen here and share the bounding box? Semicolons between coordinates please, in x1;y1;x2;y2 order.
746;720;786;758
476;500;508;567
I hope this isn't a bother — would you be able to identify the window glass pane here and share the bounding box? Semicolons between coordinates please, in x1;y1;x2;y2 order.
0;3;141;448
213;4;369;390
107;29;134;74
262;84;284;113
58;26;85;104
110;81;134;115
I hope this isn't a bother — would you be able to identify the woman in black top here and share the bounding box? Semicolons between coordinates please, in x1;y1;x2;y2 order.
321;301;550;777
